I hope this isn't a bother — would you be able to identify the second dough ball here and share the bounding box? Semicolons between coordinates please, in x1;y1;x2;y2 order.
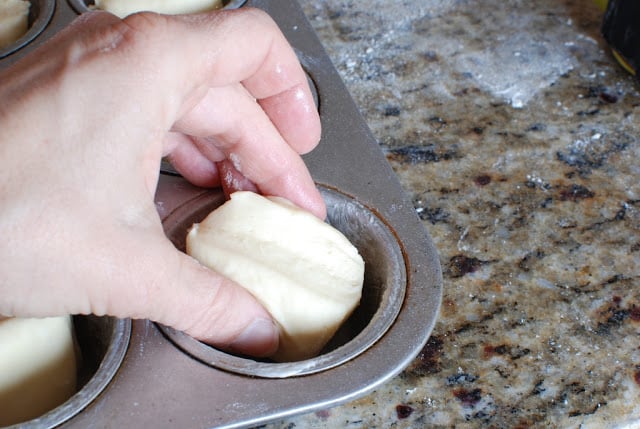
0;0;30;49
0;316;77;426
94;0;225;18
186;191;365;362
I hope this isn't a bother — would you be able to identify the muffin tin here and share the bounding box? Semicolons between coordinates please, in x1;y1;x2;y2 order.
0;1;442;428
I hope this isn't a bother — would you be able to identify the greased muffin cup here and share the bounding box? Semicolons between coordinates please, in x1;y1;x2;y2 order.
0;0;55;59
4;316;131;429
160;186;406;378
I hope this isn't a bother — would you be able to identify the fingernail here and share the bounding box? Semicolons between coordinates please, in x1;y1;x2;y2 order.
229;318;279;357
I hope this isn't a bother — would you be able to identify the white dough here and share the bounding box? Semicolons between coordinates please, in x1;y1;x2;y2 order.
186;191;365;362
0;316;77;426
94;0;224;18
0;0;30;50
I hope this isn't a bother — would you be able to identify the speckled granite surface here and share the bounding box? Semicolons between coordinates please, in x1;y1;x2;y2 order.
267;0;640;427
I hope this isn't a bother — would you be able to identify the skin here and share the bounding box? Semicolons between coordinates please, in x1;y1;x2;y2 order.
0;8;325;357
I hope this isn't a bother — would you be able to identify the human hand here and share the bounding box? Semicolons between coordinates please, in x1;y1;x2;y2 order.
0;8;324;357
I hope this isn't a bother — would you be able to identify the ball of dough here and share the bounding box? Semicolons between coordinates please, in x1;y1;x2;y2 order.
94;0;224;18
0;316;77;426
0;0;30;50
186;191;365;362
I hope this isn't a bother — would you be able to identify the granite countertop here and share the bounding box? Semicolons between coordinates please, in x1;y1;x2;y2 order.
268;0;640;427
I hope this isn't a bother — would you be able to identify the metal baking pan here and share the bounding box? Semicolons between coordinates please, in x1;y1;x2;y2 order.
1;1;442;428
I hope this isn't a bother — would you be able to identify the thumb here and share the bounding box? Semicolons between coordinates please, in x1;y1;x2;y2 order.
109;236;279;358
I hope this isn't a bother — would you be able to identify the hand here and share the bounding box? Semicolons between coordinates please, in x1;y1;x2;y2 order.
0;8;324;357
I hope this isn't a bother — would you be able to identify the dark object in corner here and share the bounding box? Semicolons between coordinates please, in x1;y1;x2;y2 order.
602;0;640;77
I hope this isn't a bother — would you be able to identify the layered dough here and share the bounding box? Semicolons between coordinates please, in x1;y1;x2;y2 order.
0;316;77;426
186;191;365;362
0;0;30;50
94;0;225;18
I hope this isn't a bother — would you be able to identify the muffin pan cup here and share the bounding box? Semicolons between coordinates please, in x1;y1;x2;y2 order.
1;1;442;428
66;0;247;15
159;184;407;379
0;0;55;59
2;316;131;429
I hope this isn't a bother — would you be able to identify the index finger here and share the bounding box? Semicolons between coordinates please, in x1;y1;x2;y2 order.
124;9;324;213
158;9;321;154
